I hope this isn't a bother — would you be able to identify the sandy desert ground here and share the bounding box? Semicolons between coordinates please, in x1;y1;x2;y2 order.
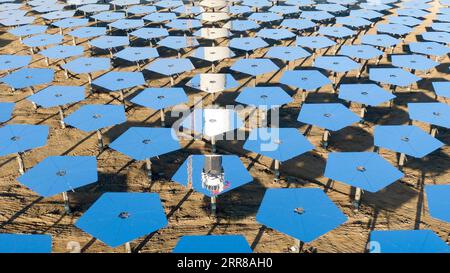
0;1;449;253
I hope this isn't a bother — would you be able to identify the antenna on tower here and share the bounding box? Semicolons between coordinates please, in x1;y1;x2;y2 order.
187;155;193;190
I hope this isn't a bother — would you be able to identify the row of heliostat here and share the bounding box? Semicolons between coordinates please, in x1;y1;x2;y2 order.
0;187;448;253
